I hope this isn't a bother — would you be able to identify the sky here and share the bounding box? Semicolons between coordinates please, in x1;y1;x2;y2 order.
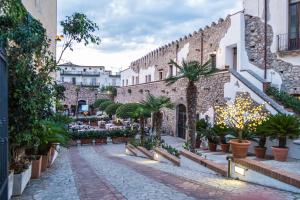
57;0;243;72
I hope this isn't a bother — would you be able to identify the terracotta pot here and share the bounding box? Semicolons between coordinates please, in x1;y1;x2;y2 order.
31;156;42;179
229;139;251;158
220;143;230;153
254;146;267;159
195;140;202;148
208;143;217;152
112;137;128;144
41;155;48;172
81;138;93;145
272;146;289;162
95;138;107;144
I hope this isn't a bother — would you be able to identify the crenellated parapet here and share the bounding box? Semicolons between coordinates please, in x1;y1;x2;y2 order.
129;16;230;71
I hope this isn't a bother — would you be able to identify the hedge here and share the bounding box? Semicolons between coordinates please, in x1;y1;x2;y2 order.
71;129;136;140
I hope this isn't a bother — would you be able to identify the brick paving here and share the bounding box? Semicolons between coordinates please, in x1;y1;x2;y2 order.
69;148;125;200
15;145;300;200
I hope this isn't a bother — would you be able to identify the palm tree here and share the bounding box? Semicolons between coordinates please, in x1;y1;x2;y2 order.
166;59;214;151
142;94;173;143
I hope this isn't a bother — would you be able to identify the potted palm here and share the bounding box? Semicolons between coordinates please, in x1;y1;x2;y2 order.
259;114;300;161
213;125;230;153
166;59;214;152
253;121;268;159
215;93;268;158
196;119;209;148
202;128;219;151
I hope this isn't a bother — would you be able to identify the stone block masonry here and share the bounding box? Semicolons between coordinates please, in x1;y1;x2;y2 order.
61;83;111;109
116;71;230;136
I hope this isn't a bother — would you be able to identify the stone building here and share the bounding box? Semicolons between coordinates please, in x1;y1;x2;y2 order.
57;62;121;88
116;0;300;159
59;83;111;115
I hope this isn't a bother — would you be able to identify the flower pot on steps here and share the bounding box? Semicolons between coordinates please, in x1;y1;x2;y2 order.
254;146;267;159
31;156;42;179
220;143;230;153
229;139;251;158
208;143;217;152
272;146;288;162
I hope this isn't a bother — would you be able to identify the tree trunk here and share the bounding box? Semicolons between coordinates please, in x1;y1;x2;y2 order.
154;112;162;144
278;136;287;148
186;82;197;152
140;116;145;145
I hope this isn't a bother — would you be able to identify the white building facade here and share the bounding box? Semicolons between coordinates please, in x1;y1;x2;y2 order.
57;63;121;88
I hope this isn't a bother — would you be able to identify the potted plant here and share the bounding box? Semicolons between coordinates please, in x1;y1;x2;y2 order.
253;122;268;159
213;125;230;153
8;170;14;200
196;119;209;148
259;114;300;161
94;131;107;144
202;128;219;152
215;93;268;158
11;158;32;196
80;131;93;145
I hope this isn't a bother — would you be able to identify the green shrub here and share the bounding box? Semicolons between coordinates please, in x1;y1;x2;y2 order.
99;101;113;111
256;114;300;148
93;99;110;108
71;129;136;140
161;143;180;157
105;103;122;115
266;87;300;114
142;136;157;150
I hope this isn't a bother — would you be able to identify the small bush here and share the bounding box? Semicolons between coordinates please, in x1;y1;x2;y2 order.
161;143;180;157
266;87;300;114
70;129;136;140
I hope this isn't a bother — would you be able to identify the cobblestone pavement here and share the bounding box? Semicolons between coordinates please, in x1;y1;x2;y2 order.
12;148;79;200
14;144;300;200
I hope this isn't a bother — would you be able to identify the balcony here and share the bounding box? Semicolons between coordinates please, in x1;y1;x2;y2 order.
277;33;300;53
80;82;100;88
60;71;100;76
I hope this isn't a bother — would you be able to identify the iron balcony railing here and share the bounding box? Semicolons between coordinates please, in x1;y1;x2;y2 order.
277;32;300;52
80;82;100;87
60;71;100;76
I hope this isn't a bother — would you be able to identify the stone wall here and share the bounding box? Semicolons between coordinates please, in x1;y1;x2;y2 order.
129;17;231;77
61;83;111;108
115;71;230;137
245;15;300;94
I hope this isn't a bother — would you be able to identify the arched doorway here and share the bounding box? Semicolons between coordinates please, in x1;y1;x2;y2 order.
177;104;186;139
78;100;87;113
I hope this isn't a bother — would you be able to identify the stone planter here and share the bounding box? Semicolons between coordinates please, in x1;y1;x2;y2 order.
272;146;288;162
81;138;93;145
220;143;230;153
95;138;107;144
13;164;32;196
8;171;14;200
254;146;267;159
31;156;42;179
229;139;251;158
208;143;217;152
112;137;129;144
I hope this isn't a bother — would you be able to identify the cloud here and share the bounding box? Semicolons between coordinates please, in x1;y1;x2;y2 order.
57;0;243;71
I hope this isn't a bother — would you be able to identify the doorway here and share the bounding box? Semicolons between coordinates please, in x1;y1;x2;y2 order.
177;104;187;139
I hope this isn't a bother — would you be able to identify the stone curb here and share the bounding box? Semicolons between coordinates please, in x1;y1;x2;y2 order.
154;147;180;166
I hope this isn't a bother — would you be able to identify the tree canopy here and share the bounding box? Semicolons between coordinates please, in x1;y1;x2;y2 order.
99;101;113;111
105;103;122;115
93;98;110;108
57;12;101;64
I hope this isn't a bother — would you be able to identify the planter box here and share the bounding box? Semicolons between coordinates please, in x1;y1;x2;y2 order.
8;171;14;200
137;146;154;159
31;156;42;179
95;138;107;144
81;138;93;145
13;164;32;196
41;154;49;172
112;137;129;144
154;147;180;166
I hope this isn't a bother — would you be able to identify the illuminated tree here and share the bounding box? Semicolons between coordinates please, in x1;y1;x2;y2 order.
215;93;269;143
